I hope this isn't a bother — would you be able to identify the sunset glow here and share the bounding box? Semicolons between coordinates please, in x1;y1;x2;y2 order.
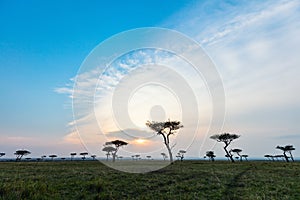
135;138;146;145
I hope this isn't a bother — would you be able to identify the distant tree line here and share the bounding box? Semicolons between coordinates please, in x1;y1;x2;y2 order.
0;122;296;163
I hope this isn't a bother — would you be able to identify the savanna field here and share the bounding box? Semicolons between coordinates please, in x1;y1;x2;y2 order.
0;160;299;200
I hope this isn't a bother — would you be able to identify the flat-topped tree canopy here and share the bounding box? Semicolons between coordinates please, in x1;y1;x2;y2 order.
111;140;128;147
15;149;31;156
210;133;240;163
210;133;240;144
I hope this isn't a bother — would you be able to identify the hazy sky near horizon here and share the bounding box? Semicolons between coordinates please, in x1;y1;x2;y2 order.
0;0;299;159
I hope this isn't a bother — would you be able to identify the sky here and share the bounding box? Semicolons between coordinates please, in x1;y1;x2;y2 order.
0;0;299;159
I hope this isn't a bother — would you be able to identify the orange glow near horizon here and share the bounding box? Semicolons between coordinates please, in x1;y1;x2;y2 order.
135;138;146;145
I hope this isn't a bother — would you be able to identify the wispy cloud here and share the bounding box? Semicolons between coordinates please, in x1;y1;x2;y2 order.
56;0;300;158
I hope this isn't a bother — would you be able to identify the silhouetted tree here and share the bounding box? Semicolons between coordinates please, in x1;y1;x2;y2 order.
146;120;183;163
210;133;240;162
25;157;31;161
104;140;128;162
70;152;76;161
161;153;168;161
80;152;88;160
0;152;5;157
242;155;248;161
274;154;284;161
206;151;216;161
61;158;66;161
41;155;46;161
231;148;243;161
177;150;186;162
102;146;116;161
146;155;151;160
117;156;123;160
49;154;57;161
135;154;140;160
91;155;96;160
14;149;31;161
276;145;296;162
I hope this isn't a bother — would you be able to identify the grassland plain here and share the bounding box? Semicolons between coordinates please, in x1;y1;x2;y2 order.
0;160;299;200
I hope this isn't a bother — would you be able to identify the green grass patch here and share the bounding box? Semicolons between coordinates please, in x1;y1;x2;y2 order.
0;161;299;199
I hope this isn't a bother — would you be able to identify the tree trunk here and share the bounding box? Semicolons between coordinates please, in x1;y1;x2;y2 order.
289;152;294;162
166;144;173;163
112;152;116;162
160;132;173;163
283;152;289;162
224;146;234;162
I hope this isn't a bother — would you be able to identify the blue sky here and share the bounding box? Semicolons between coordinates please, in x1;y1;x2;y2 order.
0;1;188;155
1;0;299;159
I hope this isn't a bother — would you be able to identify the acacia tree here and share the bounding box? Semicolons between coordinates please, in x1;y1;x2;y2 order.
276;145;295;162
161;153;168;161
210;133;240;162
80;152;88;160
102;146;116;161
264;154;273;161
91;155;96;160
14;149;31;161
41;155;46;161
146;156;151;160
0;152;5;157
146;120;183;163
49;154;57;161
242;155;248;161
104;140;128;162
70;152;76;161
135;154;141;160
177;150;186;162
206;151;216;162
274;154;284;161
231;148;243;161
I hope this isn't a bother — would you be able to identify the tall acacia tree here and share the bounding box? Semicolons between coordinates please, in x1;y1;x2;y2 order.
146;120;183;163
14;149;31;161
70;152;76;161
0;152;5;157
104;140;128;162
276;145;295;162
210;133;240;162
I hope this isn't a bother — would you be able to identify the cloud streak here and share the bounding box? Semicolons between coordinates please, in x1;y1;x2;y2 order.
56;0;300;158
